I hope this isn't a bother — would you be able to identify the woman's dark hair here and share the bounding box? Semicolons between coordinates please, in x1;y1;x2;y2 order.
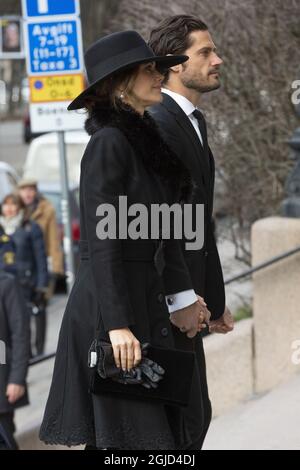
1;193;25;217
2;193;24;210
83;66;140;116
149;15;208;82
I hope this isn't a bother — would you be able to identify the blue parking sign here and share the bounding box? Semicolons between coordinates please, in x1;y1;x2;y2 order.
23;0;79;18
24;18;83;75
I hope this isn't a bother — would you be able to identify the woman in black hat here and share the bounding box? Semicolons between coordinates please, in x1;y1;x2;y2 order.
39;31;206;450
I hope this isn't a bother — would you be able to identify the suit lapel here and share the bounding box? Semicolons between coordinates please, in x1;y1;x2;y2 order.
161;94;211;192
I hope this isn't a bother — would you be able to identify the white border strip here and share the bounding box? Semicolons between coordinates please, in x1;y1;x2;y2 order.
22;0;80;20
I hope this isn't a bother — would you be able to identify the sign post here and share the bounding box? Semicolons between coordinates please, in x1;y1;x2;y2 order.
22;0;85;292
58;130;75;289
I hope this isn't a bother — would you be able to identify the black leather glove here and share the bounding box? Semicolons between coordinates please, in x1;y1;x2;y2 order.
113;367;143;385
138;357;165;389
113;357;165;389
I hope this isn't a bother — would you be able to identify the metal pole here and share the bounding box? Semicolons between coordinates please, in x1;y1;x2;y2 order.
58;131;75;293
224;245;300;285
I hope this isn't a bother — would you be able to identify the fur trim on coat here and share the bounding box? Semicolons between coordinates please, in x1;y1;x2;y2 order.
85;100;195;202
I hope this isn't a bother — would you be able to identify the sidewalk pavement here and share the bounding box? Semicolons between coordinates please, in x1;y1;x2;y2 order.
203;372;300;450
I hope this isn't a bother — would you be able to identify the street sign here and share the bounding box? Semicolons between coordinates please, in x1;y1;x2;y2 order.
29;74;84;102
29;101;86;132
24;17;83;75
23;0;79;19
0;16;25;59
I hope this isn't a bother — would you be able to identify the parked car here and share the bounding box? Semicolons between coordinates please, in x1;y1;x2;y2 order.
23;131;89;184
38;181;81;273
0;162;19;201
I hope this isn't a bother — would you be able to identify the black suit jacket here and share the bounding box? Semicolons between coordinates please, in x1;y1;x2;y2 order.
150;93;225;319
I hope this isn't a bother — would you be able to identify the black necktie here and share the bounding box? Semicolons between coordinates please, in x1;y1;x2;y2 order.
192;109;208;148
192;109;212;175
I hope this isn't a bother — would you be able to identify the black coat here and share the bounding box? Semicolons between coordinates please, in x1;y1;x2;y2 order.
11;219;49;298
40;102;200;450
150;93;226;447
0;272;30;414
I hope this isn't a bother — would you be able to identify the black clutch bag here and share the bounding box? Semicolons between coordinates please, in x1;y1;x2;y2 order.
89;341;195;407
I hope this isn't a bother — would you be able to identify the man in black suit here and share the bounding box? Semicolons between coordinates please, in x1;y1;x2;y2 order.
149;15;234;448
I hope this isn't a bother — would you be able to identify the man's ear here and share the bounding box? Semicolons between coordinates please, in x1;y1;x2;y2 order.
165;54;186;74
169;64;182;73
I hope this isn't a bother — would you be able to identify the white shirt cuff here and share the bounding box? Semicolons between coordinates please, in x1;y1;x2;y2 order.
165;289;198;313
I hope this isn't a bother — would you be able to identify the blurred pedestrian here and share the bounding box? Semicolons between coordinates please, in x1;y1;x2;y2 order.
17;178;64;293
0;194;48;356
0;271;30;450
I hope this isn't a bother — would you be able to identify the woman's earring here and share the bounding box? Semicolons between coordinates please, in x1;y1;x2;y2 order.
120;92;125;99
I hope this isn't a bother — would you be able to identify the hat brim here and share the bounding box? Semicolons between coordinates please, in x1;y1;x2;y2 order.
67;54;189;111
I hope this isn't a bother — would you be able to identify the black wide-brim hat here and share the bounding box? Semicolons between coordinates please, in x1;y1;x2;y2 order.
68;30;188;110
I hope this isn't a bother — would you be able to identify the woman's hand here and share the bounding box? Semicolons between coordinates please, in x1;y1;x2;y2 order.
108;328;141;371
6;384;25;404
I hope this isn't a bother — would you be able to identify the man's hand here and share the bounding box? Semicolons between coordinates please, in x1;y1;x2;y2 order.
6;384;25;404
170;297;211;338
209;306;234;334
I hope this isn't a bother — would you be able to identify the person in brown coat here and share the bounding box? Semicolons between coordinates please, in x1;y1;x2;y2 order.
17;179;63;277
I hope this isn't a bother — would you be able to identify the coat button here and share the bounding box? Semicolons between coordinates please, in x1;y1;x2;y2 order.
161;327;169;337
157;293;164;303
204;251;209;257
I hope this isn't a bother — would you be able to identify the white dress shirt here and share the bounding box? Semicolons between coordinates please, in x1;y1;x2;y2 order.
161;89;202;312
162;88;204;145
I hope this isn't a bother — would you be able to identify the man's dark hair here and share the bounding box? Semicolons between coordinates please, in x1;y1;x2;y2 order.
149;15;208;56
149;15;208;82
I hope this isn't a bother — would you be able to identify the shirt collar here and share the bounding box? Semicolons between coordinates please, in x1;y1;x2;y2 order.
162;88;196;117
